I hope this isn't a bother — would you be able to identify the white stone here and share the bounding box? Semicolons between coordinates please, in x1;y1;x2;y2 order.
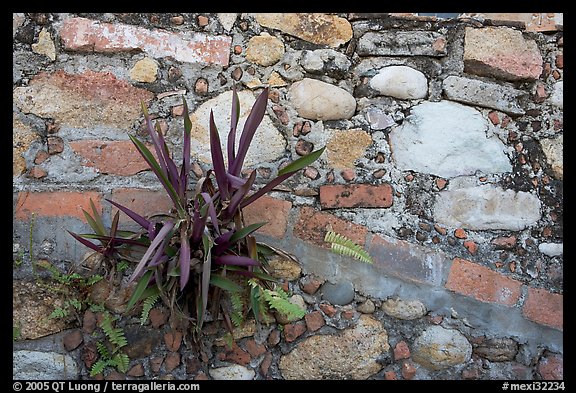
412;326;472;370
209;364;255;380
433;185;542;231
381;298;427;320
389;101;512;178
217;13;237;32
288;78;356;120
13;350;79;379
188;90;286;168
370;65;428;99
540;135;563;180
13;13;25;37
538;243;563;257
550;81;563;109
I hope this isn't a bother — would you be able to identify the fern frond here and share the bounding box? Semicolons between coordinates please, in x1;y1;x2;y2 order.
96;341;110;359
90;359;109;377
100;314;128;349
140;292;160;325
111;353;130;373
324;231;373;264
261;289;305;320
230;291;245;327
49;307;69;319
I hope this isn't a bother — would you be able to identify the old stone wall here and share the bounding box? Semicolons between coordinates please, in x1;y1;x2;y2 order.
13;13;563;380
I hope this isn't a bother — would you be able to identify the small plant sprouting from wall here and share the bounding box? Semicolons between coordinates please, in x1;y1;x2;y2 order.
68;85;323;338
324;231;374;264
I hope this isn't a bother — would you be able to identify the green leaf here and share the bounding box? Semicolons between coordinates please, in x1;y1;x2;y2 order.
125;270;154;311
210;275;243;292
324;231;373;264
129;135;185;216
278;146;325;176
229;222;267;244
90;198;107;235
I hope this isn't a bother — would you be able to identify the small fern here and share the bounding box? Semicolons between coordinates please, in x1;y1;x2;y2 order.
140;292;160;325
90;360;108;377
49;307;69;320
324;231;373;264
110;353;130;373
261;287;306;320
230;291;245;327
100;314;128;348
90;312;130;377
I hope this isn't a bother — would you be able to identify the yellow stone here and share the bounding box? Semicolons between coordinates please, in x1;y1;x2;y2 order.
326;129;373;169
130;57;159;83
255;13;352;48
13;115;38;176
31;28;56;61
268;71;287;87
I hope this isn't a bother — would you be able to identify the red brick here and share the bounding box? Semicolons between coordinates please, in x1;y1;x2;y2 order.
15;191;102;220
463;240;478;255
304;310;325;332
491;235;517;250
284;321;307;342
394;340;410;360
164;352;180;372
294;206;368;248
319;183;393;209
164;330;183;352
401;361;417;380
110;188;173;224
60;17;231;66
242;195;292;238
538;354;563;380
445;258;522;306
488;111;500;125
69;140;155;176
319;303;338;317
14;71;154;130
368;234;450;286
523;288;563;330
260;352;273;376
223;343;250;366
454;228;467;239
384;370;397;380
27;166;47;179
245;339;267;357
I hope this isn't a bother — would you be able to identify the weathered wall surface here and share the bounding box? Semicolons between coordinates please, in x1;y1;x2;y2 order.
13;13;563;380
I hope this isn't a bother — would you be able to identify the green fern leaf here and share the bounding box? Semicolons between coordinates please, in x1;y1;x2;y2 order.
100;314;128;349
96;341;110;359
49;307;69;319
111;353;130;373
324;231;373;264
90;359;109;377
261;288;306;320
140;292;160;325
230;291;245;327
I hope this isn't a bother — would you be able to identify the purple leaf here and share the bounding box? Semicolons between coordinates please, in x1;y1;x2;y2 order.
182;97;192;186
200;192;220;236
225;173;248;189
240;171;292;209
224;170;257;217
229;87;269;176
129;220;175;283
190;200;208;246
179;226;191;290
209;110;230;200
227;85;240;165
67;231;102;253
106;199;150;230
214;255;260;266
